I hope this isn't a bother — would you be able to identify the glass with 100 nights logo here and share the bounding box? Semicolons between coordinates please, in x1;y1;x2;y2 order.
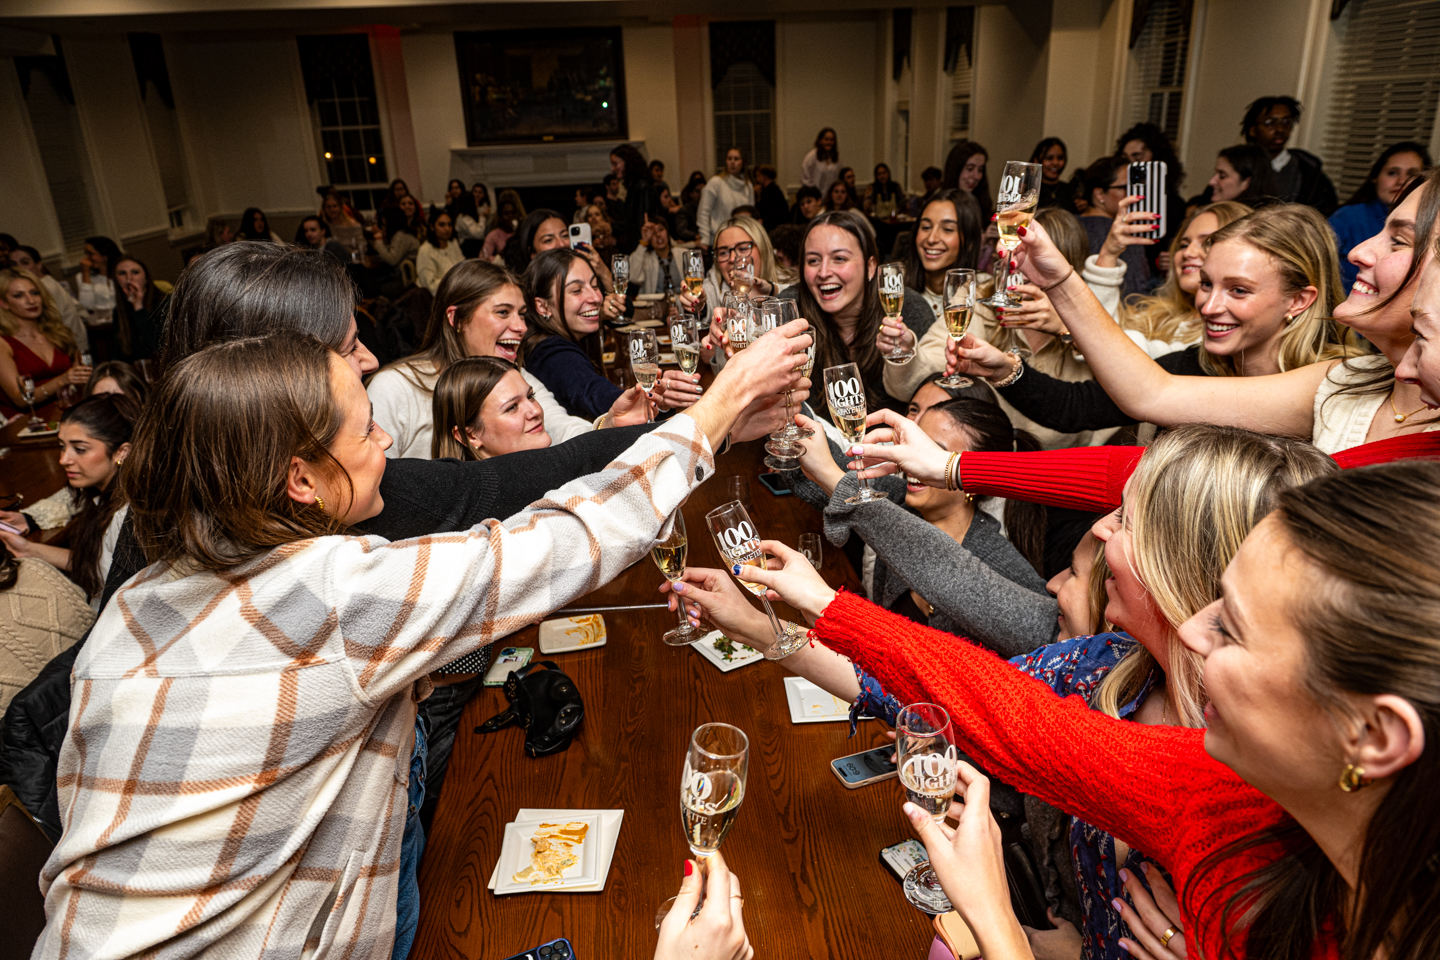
705;500;809;660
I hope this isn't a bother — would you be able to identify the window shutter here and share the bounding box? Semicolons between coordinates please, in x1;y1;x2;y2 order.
1321;0;1440;199
1125;0;1192;145
948;41;974;143
19;61;98;254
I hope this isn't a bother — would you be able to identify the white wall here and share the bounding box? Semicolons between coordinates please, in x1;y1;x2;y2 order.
972;2;1051;190
402;31;467;207
0;57;65;258
167;36;320;220
622;23;680;169
776;13;879;190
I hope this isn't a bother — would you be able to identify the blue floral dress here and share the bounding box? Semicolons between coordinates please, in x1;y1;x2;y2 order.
850;632;1165;960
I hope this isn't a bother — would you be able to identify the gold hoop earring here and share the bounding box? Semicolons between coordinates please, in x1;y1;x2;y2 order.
315;495;325;512
1339;763;1369;792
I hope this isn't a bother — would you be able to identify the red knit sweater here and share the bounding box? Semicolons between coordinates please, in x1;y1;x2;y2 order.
961;432;1440;513
813;590;1340;960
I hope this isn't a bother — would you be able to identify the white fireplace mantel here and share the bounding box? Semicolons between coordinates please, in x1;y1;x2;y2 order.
450;140;647;189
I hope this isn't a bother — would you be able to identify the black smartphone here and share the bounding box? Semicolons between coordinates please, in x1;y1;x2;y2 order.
831;744;897;789
757;472;792;496
1127;161;1169;239
501;938;576;960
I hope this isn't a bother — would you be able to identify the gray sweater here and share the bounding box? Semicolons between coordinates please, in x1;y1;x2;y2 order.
788;449;1059;658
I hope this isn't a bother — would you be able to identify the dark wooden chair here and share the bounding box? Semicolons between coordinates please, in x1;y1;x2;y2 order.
0;784;52;958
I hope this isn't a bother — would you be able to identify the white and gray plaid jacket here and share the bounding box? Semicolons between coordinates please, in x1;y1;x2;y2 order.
37;416;714;959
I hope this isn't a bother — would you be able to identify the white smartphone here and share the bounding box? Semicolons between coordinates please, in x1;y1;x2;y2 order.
483;646;534;687
568;222;592;249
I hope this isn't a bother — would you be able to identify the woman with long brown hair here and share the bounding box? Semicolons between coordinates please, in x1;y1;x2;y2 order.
431;357;550;460
367;258;648;458
36;318;810;958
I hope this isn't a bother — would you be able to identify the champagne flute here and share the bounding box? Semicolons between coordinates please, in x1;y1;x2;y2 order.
21;377;42;429
937;268;976;388
979;161;1042;310
629;330;661;413
654;723;749;929
705;500;809;660
611;253;630;294
653;511;701;645
879;262;914;364
764;301;811;466
823;363;886;504
683;248;706;300
725;298;754;353
731;254;755;299
895;703;959;914
671;311;702;376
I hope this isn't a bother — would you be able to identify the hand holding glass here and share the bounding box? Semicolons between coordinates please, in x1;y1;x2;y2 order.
653;511;701;645
824;363;886;504
980;162;1042;310
705;500;808;659
896;703;959;914
611;254;630;293
938;268;977;388
879;263;914;364
671;312;702;375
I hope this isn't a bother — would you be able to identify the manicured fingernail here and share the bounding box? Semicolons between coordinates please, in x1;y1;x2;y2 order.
1112;899;1125;912
1017;226;1027;236
903;802;923;820
673;582;685;592
1119;869;1129;882
1119;942;1130;954
732;564;741;575
684;860;694;877
848;445;863;455
689;617;700;626
990;213;997;221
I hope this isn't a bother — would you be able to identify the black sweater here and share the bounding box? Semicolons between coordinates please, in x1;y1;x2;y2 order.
1;422;659;840
998;345;1205;434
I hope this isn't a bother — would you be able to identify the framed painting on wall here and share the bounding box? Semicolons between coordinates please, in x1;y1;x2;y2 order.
455;26;628;145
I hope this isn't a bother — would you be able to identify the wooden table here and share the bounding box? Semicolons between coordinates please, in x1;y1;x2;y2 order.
0;401;67;511
414;438;936;960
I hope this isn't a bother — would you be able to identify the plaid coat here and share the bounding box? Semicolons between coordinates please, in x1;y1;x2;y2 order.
36;417;714;959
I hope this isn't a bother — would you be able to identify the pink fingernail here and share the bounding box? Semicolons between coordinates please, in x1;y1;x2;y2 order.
1112;899;1124;912
848;445;863;455
1119;868;1129;882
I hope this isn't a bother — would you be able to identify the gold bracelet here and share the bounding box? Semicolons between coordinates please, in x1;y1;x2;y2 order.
944;451;959;491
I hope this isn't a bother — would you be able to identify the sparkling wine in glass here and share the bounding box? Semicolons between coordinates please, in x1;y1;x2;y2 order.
630;329;661;395
611;254;630;294
683;249;706;299
731;255;755;299
671;312;701;376
896;703;959;915
879;263;914;364
655;723;749;929
824;363;886;504
938;268;977;388
980;161;1042;310
653;511;701;646
764;301;811;466
705;500;808;660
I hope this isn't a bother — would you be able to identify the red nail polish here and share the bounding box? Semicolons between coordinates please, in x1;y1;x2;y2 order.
684;860;694;877
1017;226;1027;236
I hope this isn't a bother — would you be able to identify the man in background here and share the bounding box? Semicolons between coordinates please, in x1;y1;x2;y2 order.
1242;95;1337;215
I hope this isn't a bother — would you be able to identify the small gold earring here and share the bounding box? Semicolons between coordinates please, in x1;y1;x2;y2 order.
315;495;325;511
1339;763;1369;792
1284;314;1294;325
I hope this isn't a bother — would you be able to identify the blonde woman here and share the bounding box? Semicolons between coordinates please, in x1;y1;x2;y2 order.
952;179;1440;453
0;268;89;416
671;423;1334;960
675;216;785;370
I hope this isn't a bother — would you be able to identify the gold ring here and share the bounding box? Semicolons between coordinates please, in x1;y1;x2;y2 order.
1158;927;1178;948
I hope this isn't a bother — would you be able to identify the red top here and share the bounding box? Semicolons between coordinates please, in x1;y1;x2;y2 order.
961;432;1440;513
2;334;72;417
813;590;1339;960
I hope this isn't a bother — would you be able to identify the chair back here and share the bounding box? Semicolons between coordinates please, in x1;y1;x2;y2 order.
0;785;52;958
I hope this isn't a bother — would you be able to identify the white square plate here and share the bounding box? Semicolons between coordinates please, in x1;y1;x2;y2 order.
659;352;677;365
783;676;853;723
490;809;623;894
493;814;600;895
538;615;608;655
690;630;764;673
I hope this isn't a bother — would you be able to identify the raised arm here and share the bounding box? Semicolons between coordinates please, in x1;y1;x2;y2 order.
1000;219;1331;436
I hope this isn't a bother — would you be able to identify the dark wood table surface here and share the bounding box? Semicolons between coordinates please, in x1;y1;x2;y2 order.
414;437;936;960
1;401;67;509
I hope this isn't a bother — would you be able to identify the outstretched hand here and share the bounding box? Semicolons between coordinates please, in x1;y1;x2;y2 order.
838;408;951;487
735;539;836;625
1006;217;1073;291
1114;863;1187;959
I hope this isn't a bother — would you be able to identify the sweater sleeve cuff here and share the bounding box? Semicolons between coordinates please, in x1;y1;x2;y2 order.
814;590;932;707
960;447;1144;514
